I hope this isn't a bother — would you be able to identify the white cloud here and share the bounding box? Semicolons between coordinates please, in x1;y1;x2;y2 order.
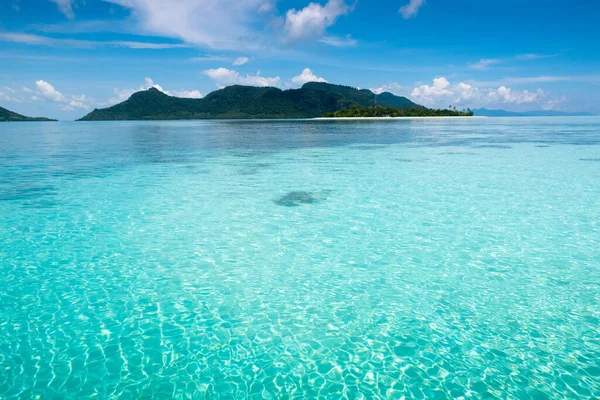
0;32;190;49
38;0;352;50
399;0;425;19
515;53;557;61
469;58;501;71
189;55;230;62
63;95;89;111
318;34;357;47
104;0;273;50
410;77;548;108
203;67;281;88
50;0;76;19
22;86;33;93
291;68;327;86
258;1;274;13
285;0;353;42
34;79;92;110
486;86;544;104
233;56;250;66
453;82;476;102
203;68;240;86
36;80;66;102
370;82;403;95
542;95;566;110
0;89;18;102
411;77;453;103
171;89;203;99
468;54;558;71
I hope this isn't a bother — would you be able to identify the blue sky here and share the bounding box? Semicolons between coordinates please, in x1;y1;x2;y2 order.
1;0;599;119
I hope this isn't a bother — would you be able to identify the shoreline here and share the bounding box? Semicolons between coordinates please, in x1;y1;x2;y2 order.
313;116;486;120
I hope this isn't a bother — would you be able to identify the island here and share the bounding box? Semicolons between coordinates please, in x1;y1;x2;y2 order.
322;105;473;118
0;106;57;122
78;82;469;121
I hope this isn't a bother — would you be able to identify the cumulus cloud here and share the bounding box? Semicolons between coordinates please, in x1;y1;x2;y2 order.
411;77;453;103
105;77;203;105
50;0;76;19
285;0;353;42
410;77;548;107
171;90;203;99
486;86;544;104
399;0;425;19
233;56;250;66
36;80;66;102
34;79;91;110
40;0;355;50
203;67;281;88
291;68;327;86
64;94;89;111
370;82;403;95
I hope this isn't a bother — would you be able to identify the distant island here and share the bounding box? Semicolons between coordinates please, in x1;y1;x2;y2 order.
323;105;473;118
473;108;595;117
79;82;428;121
0;106;56;122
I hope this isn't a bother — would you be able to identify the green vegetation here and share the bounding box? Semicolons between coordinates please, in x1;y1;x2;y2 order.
322;105;474;118
0;106;56;122
78;82;420;121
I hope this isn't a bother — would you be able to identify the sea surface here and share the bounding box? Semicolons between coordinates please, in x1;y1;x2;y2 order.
1;118;599;399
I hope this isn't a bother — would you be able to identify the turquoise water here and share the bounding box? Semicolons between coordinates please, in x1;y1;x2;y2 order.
1;118;599;399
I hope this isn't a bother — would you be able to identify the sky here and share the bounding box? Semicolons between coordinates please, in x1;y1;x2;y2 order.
1;0;599;120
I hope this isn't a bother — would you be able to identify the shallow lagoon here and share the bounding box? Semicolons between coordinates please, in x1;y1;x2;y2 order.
1;118;599;398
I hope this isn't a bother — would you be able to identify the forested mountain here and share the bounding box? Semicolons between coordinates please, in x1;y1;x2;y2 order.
78;82;420;120
0;106;56;122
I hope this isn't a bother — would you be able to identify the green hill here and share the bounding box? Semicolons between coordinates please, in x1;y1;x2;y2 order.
78;82;421;121
0;106;56;122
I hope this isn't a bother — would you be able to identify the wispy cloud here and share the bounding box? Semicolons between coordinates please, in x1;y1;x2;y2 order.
469;58;502;71
50;0;76;19
468;53;558;70
189;55;231;62
318;35;357;47
0;32;190;49
515;53;558;61
233;56;250;66
474;75;600;86
399;0;425;19
104;0;351;50
502;75;600;84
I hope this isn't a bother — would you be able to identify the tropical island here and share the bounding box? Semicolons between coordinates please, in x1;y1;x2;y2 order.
78;82;472;121
323;105;473;118
0;106;56;122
